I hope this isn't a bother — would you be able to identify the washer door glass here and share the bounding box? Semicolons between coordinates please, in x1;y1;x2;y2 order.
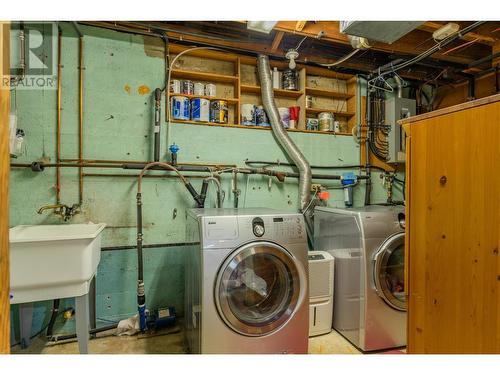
216;242;301;336
373;232;406;311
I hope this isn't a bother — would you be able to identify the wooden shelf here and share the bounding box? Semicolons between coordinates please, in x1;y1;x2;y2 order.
171;69;238;83
305;107;355;117
173;119;351;136
241;84;303;99
305;87;353;100
171;93;239;105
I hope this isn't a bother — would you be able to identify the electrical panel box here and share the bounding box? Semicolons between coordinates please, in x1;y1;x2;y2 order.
385;97;416;164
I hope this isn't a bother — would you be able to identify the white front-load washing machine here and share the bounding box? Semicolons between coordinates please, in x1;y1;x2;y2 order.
314;205;406;352
185;208;309;354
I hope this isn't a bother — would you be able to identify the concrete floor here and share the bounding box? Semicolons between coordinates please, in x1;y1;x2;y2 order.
11;327;373;354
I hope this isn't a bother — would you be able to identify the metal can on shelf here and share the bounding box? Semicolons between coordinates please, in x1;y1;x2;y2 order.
255;105;270;126
170;79;181;94
318;112;334;132
306;118;319;131
205;83;217;97
210;100;228;124
282;69;298;91
191;98;210;122
193;82;205;96
171;96;190;120
241;104;256;126
181;80;194;95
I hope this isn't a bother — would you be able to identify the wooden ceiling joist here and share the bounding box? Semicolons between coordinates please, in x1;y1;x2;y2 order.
271;31;285;52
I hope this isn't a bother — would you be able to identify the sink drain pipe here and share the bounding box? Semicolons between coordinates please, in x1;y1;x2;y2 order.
257;55;313;235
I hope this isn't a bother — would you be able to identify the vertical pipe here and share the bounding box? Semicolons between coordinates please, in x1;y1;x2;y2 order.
56;30;62;204
495;64;499;94
153;88;162;162
78;36;84;205
364;88;372;206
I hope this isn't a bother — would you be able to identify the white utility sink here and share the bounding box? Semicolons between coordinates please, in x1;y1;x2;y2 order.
9;223;106;304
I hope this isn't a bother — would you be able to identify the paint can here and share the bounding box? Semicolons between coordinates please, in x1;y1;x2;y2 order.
194;82;205;96
255;106;270;126
205;83;217;97
170;79;181;94
289;106;300;129
171;96;190;120
241;104;256;125
278;107;290;128
210;100;228;124
282;69;298;91
181;80;194;95
318;112;334;132
306;118;319;131
191;98;210;122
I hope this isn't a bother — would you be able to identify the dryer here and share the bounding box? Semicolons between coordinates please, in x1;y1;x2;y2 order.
185;208;309;354
314;205;406;351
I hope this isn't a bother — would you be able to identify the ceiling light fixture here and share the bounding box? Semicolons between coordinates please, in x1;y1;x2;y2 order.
433;23;460;41
285;49;299;70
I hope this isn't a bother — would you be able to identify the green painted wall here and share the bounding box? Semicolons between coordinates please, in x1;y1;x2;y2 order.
8;23;402;342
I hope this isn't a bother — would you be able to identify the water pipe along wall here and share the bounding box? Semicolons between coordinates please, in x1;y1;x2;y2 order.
8;24;402;340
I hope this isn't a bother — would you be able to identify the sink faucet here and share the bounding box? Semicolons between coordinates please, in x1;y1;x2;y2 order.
37;204;80;222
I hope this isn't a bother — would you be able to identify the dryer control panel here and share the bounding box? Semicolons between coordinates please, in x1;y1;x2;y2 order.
201;213;306;248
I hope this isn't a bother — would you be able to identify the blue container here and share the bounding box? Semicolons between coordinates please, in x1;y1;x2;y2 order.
171;96;190;120
191;98;210;122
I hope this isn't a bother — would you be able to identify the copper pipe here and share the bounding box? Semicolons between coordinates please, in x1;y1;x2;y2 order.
83;173;206;179
60;158;236;168
56;30;62;204
78;36;84;205
442;38;479;56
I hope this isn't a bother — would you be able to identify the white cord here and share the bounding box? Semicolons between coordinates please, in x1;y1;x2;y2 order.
166;46;223;146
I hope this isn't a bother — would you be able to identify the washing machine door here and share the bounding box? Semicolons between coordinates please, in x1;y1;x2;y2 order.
373;232;406;311
215;241;302;337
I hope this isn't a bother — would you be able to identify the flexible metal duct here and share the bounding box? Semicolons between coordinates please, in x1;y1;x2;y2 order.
257;55;312;212
393;75;403;98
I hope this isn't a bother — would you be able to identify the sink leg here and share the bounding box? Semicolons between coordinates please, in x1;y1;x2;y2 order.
75;294;90;354
19;303;34;349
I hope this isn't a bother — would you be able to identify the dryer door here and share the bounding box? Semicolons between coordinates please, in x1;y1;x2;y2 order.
215;241;303;336
373;232;406;311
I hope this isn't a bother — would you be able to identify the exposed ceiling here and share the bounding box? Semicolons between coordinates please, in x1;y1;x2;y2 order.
83;21;500;85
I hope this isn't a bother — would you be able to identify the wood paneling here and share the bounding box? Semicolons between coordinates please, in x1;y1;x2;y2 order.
0;21;10;354
405;95;500;353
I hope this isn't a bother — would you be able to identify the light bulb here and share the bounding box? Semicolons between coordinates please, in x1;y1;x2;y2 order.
289;58;296;70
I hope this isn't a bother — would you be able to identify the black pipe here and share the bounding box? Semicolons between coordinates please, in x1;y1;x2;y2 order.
46;299;60;337
136;191;146;331
496;65;499;94
468;76;476;101
153;88;162;162
198;180;209;208
468;51;500;69
48;323;118;343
